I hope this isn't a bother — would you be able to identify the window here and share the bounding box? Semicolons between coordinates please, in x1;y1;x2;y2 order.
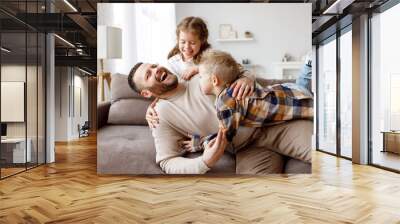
135;3;176;65
370;3;400;171
339;29;352;158
317;37;337;154
316;26;353;159
0;1;46;179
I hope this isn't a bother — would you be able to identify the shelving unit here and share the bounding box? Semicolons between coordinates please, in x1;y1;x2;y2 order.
270;61;303;79
216;38;254;42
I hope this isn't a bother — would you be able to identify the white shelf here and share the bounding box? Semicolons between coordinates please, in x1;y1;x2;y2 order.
272;61;303;67
241;64;260;70
270;61;304;79
216;38;254;42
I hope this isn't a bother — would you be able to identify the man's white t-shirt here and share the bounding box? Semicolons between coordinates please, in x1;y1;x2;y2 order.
152;76;256;174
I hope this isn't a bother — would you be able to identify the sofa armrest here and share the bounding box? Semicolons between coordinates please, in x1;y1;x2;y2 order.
97;101;111;129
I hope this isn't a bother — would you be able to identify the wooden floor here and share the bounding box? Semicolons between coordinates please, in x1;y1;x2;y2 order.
1;135;400;223
1;167;26;178
372;150;400;171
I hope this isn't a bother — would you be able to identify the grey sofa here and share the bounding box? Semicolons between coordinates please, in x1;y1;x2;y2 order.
97;74;312;175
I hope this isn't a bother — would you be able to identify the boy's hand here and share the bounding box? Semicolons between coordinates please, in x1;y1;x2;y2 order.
178;134;203;153
182;66;199;80
179;139;198;153
230;77;254;100
202;129;228;168
145;98;159;129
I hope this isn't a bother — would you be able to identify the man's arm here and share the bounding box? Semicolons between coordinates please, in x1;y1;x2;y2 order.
152;117;210;174
160;156;210;174
238;66;256;81
230;66;256;100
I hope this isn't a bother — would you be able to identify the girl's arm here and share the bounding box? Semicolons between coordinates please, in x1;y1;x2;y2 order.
182;66;199;80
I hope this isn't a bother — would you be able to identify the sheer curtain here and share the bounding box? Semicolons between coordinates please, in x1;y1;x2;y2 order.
135;3;176;66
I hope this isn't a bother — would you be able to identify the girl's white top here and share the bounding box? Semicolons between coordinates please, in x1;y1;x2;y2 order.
166;54;195;78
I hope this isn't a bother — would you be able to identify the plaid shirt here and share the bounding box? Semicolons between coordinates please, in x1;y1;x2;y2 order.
202;82;314;145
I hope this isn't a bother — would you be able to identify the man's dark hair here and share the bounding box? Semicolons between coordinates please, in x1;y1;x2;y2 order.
128;62;143;93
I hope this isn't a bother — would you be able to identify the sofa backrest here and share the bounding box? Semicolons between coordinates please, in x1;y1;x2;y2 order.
257;79;295;87
107;73;295;126
107;73;151;125
110;73;146;102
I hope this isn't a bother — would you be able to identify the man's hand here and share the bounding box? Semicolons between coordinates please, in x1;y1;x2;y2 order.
230;77;254;100
145;98;159;128
182;66;199;80
202;129;228;168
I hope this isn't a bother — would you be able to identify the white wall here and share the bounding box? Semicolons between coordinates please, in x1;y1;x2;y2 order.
1;64;46;164
176;3;311;78
55;67;69;141
1;65;38;137
72;74;89;138
97;3;311;79
97;3;137;75
55;67;89;141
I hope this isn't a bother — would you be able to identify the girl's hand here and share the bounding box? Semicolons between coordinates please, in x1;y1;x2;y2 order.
230;77;255;100
182;66;199;80
146;98;159;129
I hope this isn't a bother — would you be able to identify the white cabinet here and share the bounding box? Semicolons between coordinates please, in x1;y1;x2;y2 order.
1;138;32;163
271;61;303;79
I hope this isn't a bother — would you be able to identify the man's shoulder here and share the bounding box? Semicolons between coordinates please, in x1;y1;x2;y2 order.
154;97;185;124
154;100;173;117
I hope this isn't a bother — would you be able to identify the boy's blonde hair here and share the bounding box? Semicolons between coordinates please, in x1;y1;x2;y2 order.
200;49;241;85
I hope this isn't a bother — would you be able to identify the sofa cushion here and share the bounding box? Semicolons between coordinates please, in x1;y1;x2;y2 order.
98;125;161;174
108;99;150;125
111;73;145;101
108;73;152;125
97;125;236;174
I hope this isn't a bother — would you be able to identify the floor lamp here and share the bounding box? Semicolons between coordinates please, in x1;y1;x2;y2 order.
97;26;122;102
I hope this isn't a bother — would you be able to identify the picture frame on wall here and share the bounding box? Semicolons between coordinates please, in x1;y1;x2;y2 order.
219;24;233;39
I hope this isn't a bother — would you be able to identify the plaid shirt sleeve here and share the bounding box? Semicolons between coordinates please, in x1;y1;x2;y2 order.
188;134;217;152
192;89;242;146
215;89;242;142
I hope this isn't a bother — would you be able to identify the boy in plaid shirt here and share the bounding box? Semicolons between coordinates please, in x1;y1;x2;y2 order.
180;49;313;153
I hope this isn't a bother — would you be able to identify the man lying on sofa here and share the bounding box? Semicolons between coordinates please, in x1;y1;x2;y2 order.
127;62;312;174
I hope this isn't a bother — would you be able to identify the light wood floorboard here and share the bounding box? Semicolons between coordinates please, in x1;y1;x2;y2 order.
0;135;400;223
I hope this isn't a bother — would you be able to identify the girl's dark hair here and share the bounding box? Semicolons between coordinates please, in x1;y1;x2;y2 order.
167;17;211;64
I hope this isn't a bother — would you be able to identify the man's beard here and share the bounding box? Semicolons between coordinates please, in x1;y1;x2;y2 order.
149;74;178;96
